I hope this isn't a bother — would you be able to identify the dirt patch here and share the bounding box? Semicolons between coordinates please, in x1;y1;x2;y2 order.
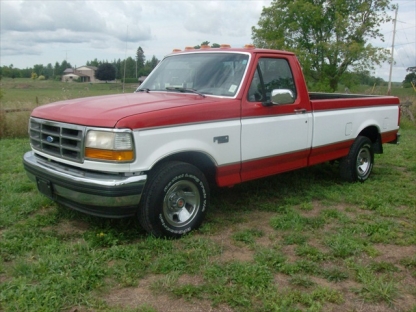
105;275;233;312
13;84;33;89
373;244;416;264
101;205;415;311
43;219;90;238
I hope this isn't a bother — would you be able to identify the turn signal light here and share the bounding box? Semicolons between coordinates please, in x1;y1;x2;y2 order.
85;148;134;162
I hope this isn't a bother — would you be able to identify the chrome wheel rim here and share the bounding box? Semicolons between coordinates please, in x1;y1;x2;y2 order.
356;147;371;177
163;180;200;227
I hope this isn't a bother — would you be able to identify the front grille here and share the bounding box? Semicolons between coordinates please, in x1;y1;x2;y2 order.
29;118;86;163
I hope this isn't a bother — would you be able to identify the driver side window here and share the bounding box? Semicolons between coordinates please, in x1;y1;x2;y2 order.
248;58;296;102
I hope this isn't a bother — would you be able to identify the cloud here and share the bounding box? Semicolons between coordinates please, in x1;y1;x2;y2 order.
0;0;413;82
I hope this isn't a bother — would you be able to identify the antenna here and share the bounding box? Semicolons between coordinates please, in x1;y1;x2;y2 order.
387;5;398;95
63;50;69;62
123;26;128;93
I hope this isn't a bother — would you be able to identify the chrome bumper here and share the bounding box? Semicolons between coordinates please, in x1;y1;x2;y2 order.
23;151;147;218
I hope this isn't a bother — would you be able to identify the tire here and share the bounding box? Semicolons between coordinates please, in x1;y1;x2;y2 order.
340;136;374;182
138;161;209;238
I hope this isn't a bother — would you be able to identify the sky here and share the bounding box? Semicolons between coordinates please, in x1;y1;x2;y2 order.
1;0;415;82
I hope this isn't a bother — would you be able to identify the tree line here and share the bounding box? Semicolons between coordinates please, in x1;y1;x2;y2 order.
0;46;159;82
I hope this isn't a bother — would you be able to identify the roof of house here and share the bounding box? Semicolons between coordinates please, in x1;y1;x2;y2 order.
76;66;98;70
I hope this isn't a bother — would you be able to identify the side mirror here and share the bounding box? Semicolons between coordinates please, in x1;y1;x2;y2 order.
271;89;295;105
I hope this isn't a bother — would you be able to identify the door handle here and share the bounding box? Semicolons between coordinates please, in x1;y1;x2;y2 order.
294;109;307;114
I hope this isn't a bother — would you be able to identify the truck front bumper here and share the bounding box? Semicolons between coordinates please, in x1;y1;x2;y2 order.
23;151;147;218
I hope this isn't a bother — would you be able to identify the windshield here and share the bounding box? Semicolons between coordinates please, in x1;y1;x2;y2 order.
137;52;250;97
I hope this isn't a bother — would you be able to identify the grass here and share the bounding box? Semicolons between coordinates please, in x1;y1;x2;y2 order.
0;79;415;311
0;78;138;138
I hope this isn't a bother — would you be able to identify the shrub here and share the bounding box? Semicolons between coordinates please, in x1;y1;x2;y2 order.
121;78;139;83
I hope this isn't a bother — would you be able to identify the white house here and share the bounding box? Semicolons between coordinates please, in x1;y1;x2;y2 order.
62;66;98;82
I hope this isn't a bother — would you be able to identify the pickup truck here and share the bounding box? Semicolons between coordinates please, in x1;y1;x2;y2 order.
23;45;400;238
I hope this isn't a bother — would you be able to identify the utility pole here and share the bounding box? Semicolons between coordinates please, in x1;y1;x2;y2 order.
387;5;398;95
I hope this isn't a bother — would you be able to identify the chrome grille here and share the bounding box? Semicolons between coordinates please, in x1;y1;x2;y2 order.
29;118;86;162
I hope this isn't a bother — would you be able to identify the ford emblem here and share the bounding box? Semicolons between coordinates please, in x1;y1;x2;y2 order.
46;136;54;143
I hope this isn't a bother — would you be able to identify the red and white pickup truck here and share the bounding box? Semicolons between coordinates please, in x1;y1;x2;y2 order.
23;45;400;237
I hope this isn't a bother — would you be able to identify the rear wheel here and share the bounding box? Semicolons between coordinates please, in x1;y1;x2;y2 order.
138;161;209;238
340;136;374;182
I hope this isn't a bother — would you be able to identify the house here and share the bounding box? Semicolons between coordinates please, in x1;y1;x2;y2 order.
61;66;98;82
138;76;148;85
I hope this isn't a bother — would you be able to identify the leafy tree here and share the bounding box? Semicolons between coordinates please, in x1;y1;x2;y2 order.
21;68;31;78
407;66;416;73
403;67;416;87
44;63;53;79
252;0;394;91
0;65;17;78
33;64;44;77
120;57;136;79
95;63;116;81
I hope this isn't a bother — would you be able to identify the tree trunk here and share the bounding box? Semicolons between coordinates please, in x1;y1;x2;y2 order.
329;78;338;92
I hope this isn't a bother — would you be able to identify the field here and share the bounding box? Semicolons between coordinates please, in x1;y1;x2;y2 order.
0;78;415;312
0;78;138;138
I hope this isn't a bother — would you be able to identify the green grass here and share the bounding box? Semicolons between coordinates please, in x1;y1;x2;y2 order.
0;83;415;311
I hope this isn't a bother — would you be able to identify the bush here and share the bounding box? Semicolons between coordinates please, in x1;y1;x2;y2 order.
121;78;139;83
38;75;46;80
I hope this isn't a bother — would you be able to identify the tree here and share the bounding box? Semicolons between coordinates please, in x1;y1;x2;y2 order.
58;60;72;74
95;63;116;81
407;66;416;73
142;56;159;76
87;58;100;67
193;41;221;49
121;57;136;79
252;0;394;91
136;47;145;78
33;64;44;77
403;67;416;87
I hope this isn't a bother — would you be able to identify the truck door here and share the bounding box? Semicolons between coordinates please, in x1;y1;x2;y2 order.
241;56;312;182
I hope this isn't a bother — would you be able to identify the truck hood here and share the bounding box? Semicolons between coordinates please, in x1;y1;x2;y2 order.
31;92;226;128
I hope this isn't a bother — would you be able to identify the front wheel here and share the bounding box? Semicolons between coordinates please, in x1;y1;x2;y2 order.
138;161;209;238
340;136;374;182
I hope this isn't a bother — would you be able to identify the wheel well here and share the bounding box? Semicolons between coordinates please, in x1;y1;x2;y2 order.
358;126;383;154
152;152;217;185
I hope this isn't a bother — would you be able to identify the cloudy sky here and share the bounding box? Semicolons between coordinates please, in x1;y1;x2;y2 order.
1;0;415;82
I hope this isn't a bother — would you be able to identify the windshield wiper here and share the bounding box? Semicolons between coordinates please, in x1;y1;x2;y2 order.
136;88;150;93
166;87;205;98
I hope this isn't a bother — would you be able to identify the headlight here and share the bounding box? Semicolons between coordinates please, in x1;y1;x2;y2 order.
85;130;134;162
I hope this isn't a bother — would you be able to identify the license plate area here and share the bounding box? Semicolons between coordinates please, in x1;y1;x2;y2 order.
36;178;54;199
